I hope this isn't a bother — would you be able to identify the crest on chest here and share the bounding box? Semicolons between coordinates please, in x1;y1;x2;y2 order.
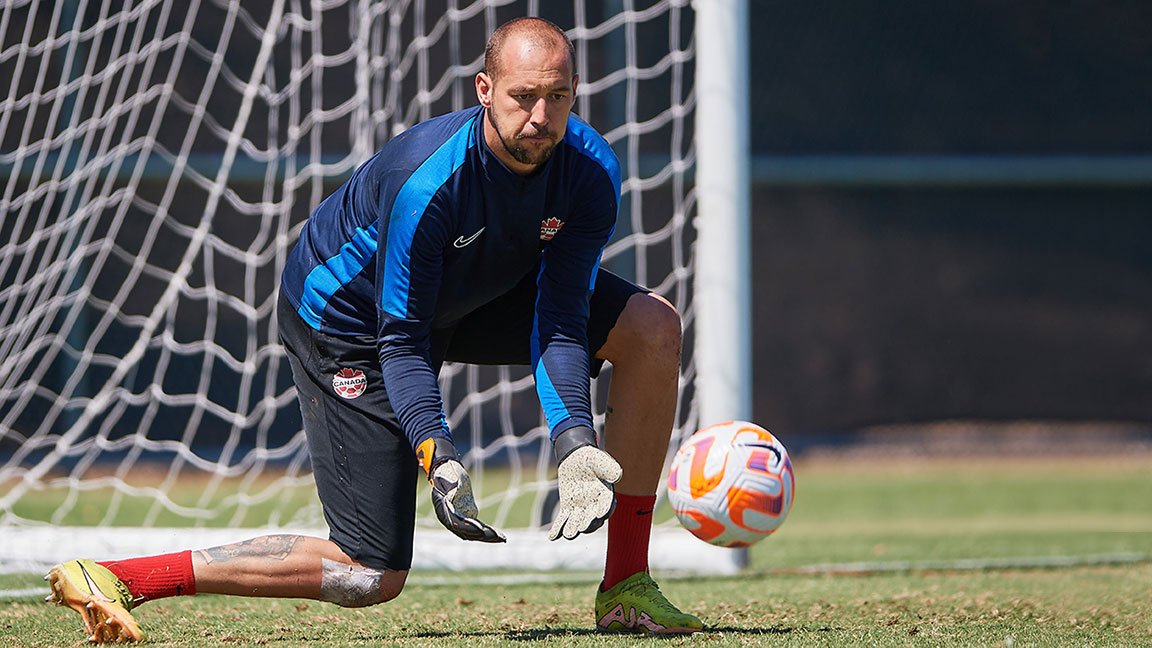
540;217;564;241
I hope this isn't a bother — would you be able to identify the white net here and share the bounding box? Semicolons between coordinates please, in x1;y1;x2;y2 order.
0;0;707;570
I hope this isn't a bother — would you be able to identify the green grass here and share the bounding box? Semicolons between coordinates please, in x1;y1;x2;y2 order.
747;456;1152;568
3;455;1151;647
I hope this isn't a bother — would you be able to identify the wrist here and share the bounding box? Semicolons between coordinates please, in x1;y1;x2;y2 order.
416;437;459;478
552;425;598;464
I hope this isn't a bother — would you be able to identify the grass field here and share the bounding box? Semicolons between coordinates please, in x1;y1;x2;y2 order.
3;454;1151;647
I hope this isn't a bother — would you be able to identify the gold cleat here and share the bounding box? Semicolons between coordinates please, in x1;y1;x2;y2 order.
46;559;144;643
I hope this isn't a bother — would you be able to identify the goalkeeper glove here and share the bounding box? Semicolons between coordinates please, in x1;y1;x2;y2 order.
417;437;506;543
548;426;623;541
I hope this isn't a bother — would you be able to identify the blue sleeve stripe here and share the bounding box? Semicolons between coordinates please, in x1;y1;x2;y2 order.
381;115;477;318
534;358;572;431
297;221;380;328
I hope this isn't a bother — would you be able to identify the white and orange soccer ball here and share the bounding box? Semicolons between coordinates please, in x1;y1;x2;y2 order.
666;420;795;547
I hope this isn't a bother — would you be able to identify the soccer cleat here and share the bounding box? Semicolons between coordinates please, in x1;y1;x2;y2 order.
45;559;144;643
594;572;703;634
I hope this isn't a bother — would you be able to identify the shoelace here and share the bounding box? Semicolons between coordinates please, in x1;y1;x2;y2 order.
619;576;681;615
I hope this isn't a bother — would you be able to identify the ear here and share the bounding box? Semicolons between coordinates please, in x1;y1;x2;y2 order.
475;72;493;108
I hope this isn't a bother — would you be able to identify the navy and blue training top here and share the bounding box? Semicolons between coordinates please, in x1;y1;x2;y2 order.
281;105;621;452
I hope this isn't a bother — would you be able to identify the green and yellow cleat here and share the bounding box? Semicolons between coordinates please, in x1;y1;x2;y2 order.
45;559;144;643
594;572;703;634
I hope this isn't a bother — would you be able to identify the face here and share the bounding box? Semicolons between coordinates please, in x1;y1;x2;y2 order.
476;35;577;174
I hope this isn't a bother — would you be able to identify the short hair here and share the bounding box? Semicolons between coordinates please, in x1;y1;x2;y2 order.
484;17;575;81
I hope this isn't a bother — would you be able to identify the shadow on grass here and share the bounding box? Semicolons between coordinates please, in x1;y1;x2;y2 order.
502;627;801;641
386;625;806;641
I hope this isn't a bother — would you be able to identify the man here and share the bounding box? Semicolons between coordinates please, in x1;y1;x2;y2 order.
45;17;702;642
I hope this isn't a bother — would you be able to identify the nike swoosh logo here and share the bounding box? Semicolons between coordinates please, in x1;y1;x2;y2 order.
453;227;485;248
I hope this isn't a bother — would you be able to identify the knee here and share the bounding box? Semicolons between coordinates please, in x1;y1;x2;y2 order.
377;570;406;603
607;293;682;365
320;560;407;607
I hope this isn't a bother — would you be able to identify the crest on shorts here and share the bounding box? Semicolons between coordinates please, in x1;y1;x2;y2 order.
332;367;367;399
540;216;564;241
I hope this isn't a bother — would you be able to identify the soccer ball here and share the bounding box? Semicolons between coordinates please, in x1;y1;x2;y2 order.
666;420;795;547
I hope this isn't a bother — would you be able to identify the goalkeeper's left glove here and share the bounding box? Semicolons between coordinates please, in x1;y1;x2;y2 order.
548;426;623;541
417;437;506;543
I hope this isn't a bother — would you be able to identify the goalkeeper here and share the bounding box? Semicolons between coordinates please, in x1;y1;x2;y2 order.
46;16;701;642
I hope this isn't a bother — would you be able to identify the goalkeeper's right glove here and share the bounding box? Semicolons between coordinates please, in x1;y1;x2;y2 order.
416;437;506;543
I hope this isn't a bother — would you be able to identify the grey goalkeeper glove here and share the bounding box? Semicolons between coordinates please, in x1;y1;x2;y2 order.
417;438;506;543
548;426;623;541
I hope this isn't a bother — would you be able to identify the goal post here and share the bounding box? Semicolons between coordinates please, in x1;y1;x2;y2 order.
0;0;749;574
693;0;752;429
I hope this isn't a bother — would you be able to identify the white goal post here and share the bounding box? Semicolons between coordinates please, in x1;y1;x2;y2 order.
0;0;749;574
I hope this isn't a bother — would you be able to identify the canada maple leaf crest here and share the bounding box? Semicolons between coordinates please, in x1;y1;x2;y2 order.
331;367;367;399
540;216;564;241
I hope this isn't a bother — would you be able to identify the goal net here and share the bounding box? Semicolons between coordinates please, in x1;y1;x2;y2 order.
1;0;735;573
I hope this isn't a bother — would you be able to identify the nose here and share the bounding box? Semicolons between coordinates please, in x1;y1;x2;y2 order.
529;98;549;129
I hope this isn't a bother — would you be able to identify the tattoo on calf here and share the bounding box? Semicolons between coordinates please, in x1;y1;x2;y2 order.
197;535;303;564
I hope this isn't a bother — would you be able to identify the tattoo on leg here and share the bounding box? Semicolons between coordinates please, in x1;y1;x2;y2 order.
606;405;614;420
198;535;303;565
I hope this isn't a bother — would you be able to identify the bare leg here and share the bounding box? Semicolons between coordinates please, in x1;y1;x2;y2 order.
596;292;683;495
192;534;407;603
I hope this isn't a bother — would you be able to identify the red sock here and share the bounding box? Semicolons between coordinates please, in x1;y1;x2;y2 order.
602;493;656;591
99;550;197;603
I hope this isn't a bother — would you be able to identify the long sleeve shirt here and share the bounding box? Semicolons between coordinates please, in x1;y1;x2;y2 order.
281;106;621;450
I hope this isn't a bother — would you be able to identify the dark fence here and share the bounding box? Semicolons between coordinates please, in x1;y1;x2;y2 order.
744;1;1152;437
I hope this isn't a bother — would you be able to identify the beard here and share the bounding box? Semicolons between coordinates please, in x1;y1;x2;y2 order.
502;130;559;166
488;110;560;167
